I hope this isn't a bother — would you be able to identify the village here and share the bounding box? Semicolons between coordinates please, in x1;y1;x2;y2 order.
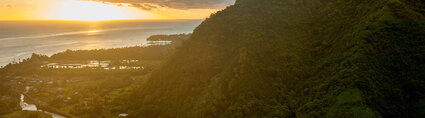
0;33;185;117
0;58;147;117
41;60;144;70
2;69;138;117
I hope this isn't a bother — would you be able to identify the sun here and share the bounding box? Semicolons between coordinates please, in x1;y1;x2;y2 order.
50;0;155;21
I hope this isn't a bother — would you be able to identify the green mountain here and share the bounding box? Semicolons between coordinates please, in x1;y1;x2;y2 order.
125;0;425;117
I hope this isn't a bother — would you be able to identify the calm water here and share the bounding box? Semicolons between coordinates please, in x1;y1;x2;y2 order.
0;20;202;66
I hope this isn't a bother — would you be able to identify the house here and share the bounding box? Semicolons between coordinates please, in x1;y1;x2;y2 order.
121;60;139;63
118;114;128;117
42;63;58;68
57;88;63;92
100;61;111;68
88;60;100;68
64;64;83;68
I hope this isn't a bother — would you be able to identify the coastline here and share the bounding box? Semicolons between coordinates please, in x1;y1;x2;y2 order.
0;20;201;67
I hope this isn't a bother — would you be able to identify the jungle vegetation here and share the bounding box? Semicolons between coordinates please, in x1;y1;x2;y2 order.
1;0;424;117
116;0;425;117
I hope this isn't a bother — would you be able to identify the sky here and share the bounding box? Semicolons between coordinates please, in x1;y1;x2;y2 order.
0;0;235;21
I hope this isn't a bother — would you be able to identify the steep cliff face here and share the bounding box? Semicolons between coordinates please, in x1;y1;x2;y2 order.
128;0;425;117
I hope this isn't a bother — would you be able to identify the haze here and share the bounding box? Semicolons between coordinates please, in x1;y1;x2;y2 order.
0;0;235;21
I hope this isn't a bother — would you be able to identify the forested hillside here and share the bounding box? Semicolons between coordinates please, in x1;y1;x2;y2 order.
124;0;425;117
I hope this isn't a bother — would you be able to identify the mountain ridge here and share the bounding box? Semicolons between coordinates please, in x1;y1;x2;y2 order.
125;0;425;117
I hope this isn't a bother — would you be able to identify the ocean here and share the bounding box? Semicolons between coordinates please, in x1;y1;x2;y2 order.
0;20;202;66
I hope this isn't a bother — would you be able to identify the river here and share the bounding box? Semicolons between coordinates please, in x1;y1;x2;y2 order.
20;87;66;118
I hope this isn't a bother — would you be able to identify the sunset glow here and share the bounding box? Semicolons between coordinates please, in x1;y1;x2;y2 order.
0;0;231;21
50;0;156;21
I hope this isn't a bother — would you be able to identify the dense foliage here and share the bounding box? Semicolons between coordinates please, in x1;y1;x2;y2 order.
0;80;19;115
0;0;424;117
120;0;425;117
0;39;183;117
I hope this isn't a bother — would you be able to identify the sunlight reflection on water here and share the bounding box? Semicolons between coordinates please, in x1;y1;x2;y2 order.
0;20;202;67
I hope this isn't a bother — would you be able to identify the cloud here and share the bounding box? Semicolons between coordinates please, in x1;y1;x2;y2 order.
90;0;236;10
130;3;157;10
5;4;13;7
